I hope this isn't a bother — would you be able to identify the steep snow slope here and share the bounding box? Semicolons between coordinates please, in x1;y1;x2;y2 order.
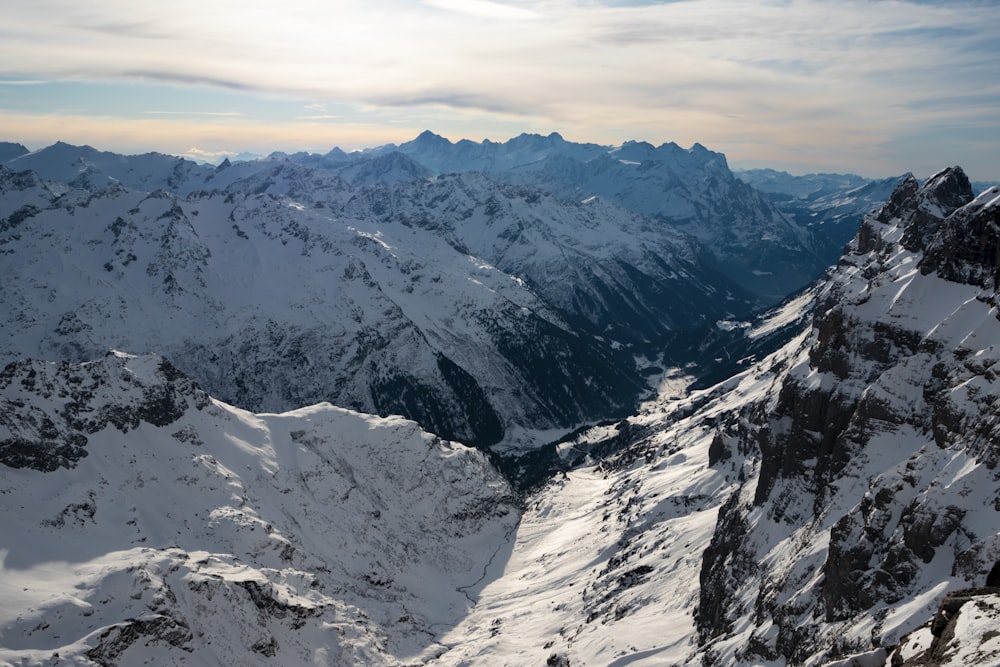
0;352;518;666
342;172;750;348
697;169;1000;664
0;167;646;448
430;343;799;666
429;168;1000;666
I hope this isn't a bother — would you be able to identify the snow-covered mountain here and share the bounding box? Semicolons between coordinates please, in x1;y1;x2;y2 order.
0;351;518;665
341;171;748;349
436;166;1000;666
4;141;210;194
737;167;910;266
1;163;656;450
4;130;1000;666
3;135;804;450
281;132;830;303
694;168;1000;664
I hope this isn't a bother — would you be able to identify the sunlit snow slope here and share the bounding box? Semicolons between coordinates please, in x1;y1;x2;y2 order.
430;169;1000;666
0;352;517;666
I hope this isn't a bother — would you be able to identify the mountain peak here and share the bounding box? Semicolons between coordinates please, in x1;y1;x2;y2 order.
923;165;974;213
919;174;999;289
0;141;29;163
881;167;974;253
414;129;451;146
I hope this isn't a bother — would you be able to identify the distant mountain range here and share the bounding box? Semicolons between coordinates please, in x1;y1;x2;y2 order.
1;132;884;452
4;130;1000;665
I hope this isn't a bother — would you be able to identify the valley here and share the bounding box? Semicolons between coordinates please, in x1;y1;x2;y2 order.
2;134;999;666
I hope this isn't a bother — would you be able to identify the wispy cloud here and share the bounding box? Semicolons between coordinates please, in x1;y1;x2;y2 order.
144;111;244;116
422;0;540;20
0;0;997;177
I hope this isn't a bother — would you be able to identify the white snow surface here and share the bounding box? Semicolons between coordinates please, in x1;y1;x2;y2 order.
0;353;517;666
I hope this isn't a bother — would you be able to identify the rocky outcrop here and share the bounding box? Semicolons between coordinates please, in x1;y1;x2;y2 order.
696;168;1000;664
0;352;211;471
892;586;1000;666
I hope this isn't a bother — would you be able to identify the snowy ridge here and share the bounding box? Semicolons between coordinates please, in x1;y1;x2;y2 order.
0;163;648;449
418;166;1000;666
286;131;828;303
0;352;518;665
696;166;1000;664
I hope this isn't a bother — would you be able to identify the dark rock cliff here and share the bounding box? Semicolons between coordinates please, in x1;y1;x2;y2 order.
0;352;212;471
696;168;1000;664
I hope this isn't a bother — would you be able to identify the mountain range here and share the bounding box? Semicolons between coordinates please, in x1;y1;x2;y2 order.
2;133;999;665
0;132;857;452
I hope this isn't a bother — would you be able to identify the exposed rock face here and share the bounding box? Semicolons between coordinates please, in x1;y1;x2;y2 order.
892;588;1000;666
696;168;1000;664
0;165;650;450
0;352;210;471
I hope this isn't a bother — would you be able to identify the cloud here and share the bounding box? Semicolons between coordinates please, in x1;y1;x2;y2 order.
422;0;540;20
180;146;237;161
145;111;244;116
0;0;997;177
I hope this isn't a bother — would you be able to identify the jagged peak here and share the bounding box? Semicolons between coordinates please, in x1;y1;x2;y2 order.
413;129;451;146
877;167;975;253
507;131;564;147
921;165;974;214
875;173;920;223
919;173;1000;289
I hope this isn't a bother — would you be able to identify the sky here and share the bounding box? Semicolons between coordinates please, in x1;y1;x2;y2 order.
1;0;998;180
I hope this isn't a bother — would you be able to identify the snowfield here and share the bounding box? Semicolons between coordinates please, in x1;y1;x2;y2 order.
0;352;517;666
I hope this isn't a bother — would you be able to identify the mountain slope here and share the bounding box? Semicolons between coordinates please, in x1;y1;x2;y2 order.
427;168;1000;666
0;352;518;666
357;133;827;303
0;164;647;449
696;168;1000;664
342;171;750;349
738;167;910;265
